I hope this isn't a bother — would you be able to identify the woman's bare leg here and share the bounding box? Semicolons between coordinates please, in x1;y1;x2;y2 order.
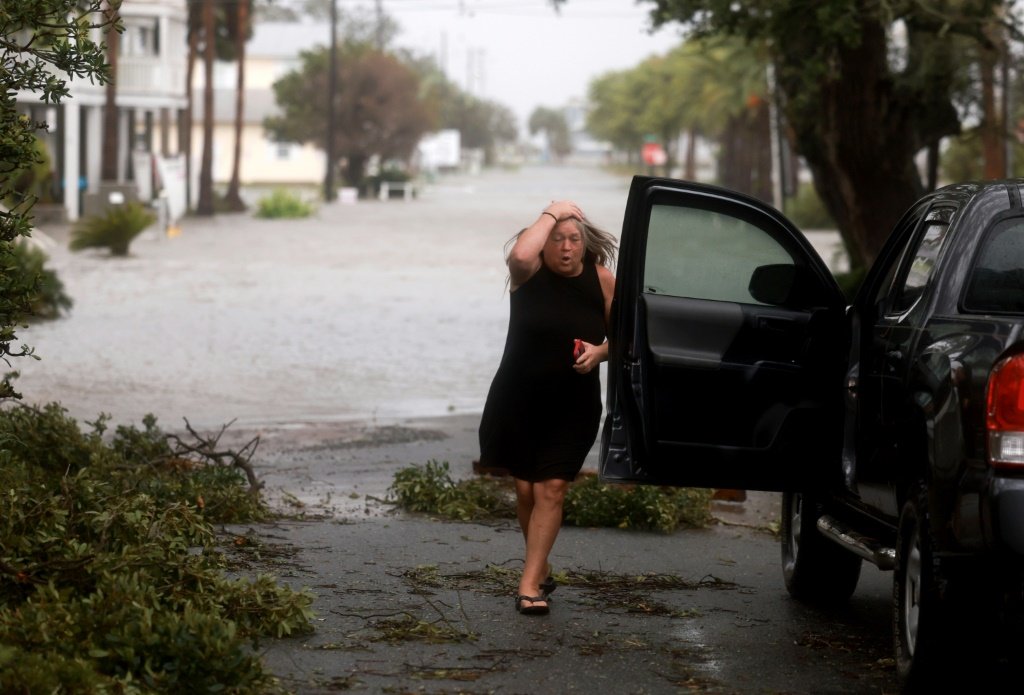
514;478;534;541
517;478;569;607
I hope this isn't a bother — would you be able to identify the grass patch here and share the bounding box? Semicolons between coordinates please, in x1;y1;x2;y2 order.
388;461;712;532
0;402;314;693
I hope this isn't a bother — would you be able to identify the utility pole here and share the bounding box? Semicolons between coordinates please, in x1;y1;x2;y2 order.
375;0;384;50
324;0;337;201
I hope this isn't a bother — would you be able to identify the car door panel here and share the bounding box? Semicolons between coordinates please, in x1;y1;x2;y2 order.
601;177;848;492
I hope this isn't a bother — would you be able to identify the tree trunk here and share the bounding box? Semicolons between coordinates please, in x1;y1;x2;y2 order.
780;13;955;268
222;0;248;211
100;7;119;182
980;40;1005;179
346;155;368;194
183;2;199;211
196;0;216;216
751;99;773;205
684;128;697;180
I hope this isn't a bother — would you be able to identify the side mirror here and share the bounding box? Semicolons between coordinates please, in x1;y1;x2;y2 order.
749;264;796;305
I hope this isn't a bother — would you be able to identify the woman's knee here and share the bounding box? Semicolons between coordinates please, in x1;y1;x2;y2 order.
535;478;570;505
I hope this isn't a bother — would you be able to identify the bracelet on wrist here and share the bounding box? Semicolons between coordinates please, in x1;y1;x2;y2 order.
541;211;557;223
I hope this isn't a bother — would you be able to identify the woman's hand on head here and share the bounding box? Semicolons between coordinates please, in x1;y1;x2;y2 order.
543;200;584;223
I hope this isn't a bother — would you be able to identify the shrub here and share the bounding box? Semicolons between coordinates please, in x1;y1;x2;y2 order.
255;188;315;219
69;201;156;256
7;242;72;320
563;475;712;532
0;403;314;692
388;462;712;532
389;460;515;521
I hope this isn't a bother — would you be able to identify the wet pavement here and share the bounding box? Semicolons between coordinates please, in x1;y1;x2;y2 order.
17;165;899;693
235;415;900;695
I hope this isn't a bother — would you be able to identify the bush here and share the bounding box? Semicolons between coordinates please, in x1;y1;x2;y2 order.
255;189;315;219
7;242;72;320
389;460;515;521
388;462;712;532
563;475;712;533
0;403;314;692
69;201;156;256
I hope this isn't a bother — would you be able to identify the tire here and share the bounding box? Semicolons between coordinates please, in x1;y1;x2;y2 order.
893;483;957;691
780;491;861;604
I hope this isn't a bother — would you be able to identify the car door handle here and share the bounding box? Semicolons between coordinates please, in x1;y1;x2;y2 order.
758;316;794;332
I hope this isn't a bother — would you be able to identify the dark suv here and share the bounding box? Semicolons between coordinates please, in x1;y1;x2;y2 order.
600;177;1024;689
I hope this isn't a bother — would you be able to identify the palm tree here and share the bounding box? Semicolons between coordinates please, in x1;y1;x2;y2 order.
195;0;216;215
100;0;120;182
222;0;250;211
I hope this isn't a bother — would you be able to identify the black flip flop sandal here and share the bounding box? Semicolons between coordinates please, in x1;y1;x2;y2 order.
515;594;550;615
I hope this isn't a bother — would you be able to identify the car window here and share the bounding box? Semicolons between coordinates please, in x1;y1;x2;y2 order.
643;204;795;305
964;217;1024;313
888;207;954;314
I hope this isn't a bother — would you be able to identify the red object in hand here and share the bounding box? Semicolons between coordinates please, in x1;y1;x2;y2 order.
573;339;585;361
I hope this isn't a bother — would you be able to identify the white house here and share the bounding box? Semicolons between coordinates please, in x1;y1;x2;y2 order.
187;20;330;190
18;0;189;222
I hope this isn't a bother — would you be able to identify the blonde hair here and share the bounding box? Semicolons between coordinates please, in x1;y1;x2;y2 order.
503;218;618;270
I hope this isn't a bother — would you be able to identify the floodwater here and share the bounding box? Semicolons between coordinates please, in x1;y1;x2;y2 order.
17;165;844;431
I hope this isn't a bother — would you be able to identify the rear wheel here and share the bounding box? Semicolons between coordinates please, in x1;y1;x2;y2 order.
781;491;861;603
894;484;956;691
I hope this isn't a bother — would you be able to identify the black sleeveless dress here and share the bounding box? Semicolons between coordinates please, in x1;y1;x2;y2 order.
478;261;606;482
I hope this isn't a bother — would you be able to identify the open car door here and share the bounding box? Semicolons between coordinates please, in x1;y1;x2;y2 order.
600;177;848;491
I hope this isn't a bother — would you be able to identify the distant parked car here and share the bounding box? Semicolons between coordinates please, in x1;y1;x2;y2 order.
600;177;1024;691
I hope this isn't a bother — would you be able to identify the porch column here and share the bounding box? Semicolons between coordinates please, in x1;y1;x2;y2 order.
118;108;131;181
86;105;102;193
62;101;81;221
160;107;171;155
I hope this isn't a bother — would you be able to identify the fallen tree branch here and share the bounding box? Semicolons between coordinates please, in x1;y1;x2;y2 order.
166;418;263;496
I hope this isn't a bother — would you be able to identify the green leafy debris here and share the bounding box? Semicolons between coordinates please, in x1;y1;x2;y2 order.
0;402;314;693
388;461;712;532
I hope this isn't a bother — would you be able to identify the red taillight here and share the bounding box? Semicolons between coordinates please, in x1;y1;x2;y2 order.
987;354;1024;467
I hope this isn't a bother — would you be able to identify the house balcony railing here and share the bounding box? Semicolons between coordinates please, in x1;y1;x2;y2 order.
72;55;187;105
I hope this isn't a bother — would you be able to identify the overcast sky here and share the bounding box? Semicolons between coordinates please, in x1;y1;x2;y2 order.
380;0;686;127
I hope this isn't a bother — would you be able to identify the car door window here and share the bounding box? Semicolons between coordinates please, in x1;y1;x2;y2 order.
888;207;954;315
964;217;1024;313
643;204;794;304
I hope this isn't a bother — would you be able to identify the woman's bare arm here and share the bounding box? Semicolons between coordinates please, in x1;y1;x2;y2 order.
508;200;583;289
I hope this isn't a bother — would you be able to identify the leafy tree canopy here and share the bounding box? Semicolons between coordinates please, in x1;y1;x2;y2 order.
563;0;1009;267
409;55;519;163
1;0;116;398
265;41;433;187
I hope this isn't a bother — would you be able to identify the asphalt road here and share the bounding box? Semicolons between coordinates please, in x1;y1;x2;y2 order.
232;414;900;695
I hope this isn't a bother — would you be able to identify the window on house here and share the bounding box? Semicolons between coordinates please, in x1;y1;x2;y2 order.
122;18;160;57
268;142;292;161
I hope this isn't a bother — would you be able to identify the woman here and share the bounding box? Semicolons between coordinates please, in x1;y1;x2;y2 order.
478;200;617;615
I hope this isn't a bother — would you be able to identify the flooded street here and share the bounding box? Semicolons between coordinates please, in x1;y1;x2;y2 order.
19;165;844;432
20;166;628;429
